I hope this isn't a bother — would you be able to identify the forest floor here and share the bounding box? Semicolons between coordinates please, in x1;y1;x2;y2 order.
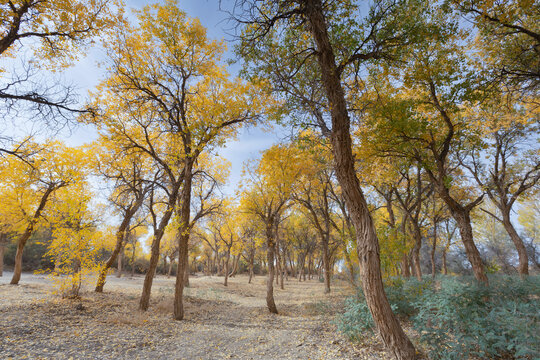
0;271;392;359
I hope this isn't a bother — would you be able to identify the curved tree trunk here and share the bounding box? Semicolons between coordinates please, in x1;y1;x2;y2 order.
502;211;529;276
304;2;416;357
96;211;136;292
139;182;181;311
452;210;488;284
230;254;240;278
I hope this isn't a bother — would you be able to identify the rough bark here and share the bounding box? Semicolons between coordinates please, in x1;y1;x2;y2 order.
265;222;278;314
410;223;422;281
304;2;416;358
431;222;437;279
174;161;194;320
451;209;488;283
0;243;4;277
502;210;529;275
116;250;124;278
224;250;230;286
139;181;181;311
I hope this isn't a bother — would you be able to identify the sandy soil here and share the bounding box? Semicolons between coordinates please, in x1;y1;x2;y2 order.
0;271;389;359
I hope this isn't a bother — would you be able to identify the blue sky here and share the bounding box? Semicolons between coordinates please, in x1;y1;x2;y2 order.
62;0;287;196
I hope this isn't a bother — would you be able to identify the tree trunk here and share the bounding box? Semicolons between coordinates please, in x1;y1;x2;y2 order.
431;222;437;279
401;254;411;277
139;181;181;311
288;251;296;278
184;255;190;288
275;234;282;288
224;250;230;286
230;254;240;277
304;2;416;357
411;224;422;281
107;214;140;282
452;210;488;284
11;185;56;285
323;238;331;293
248;253;254;283
502;210;529;276
265;222;278;314
168;255;174;278
442;248;448;275
307;253;312;280
0;243;4;277
131;248;136;278
174;161;194;320
116;249;124;278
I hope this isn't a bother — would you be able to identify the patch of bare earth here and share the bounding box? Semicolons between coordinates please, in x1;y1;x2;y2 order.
0;272;390;359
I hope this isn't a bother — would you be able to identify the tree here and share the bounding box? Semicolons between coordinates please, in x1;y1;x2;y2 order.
363;8;490;283
292;137;338;293
90;0;266;319
451;0;540;93
92;138;153;292
210;202;242;286
0;141;85;285
0;0;121;125
240;144;302;314
46;180;102;298
235;1;421;356
459;95;539;275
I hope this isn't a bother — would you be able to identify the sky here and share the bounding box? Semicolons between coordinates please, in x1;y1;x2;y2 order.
61;0;287;196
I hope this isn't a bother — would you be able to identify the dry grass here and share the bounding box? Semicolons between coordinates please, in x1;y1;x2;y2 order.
0;272;388;359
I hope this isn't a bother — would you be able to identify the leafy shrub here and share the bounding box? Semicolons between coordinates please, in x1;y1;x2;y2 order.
336;278;431;339
336;293;375;340
337;275;540;360
414;276;540;360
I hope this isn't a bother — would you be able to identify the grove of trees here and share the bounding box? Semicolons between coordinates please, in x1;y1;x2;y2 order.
1;0;538;359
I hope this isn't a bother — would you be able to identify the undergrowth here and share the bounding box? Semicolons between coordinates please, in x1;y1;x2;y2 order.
336;275;540;359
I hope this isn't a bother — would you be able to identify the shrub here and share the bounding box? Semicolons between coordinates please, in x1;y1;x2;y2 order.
336;278;431;339
414;276;540;360
337;275;540;360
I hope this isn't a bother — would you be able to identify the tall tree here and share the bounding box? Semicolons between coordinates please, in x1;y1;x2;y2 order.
240;144;302;314
460;95;539;275
0;141;85;285
90;0;265;318
235;1;422;356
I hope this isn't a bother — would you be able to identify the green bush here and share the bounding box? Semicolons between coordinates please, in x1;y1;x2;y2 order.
336;278;431;339
414;276;540;360
337;275;540;360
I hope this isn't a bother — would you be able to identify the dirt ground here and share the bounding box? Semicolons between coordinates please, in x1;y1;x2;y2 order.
0;271;391;359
